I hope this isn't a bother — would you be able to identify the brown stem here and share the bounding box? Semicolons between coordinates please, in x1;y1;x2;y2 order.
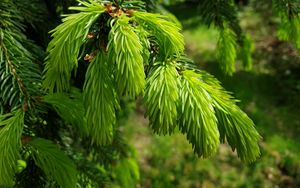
0;37;29;110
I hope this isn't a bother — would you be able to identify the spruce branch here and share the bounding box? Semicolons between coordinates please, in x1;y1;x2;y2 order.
108;15;146;98
43;0;105;93
175;58;261;162
199;0;253;74
43;89;88;135
27;138;78;188
240;34;254;71
197;70;261;162
0;30;29;105
217;27;237;75
144;62;179;135
133;11;184;58
0;109;24;186
83;51;119;146
199;0;237;28
277;17;300;49
273;0;300;49
38;0;262;164
0;29;42;109
179;70;220;158
114;158;140;188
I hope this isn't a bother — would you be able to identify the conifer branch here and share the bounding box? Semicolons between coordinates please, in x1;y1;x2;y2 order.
133;11;184;58
114;158;140;188
273;0;300;49
240;34;254;71
0;31;29;105
0;109;24;186
217;27;237;75
176;58;261;161
199;0;252;74
27;138;78;188
144;62;179;135
43;0;105;93
0;29;41;109
108;15;146;98
83;51;119;146
43;89;87;135
179;70;220;158
197;70;261;162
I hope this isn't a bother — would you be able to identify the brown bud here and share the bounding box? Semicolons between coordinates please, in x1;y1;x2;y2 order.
21;136;32;145
84;54;94;61
87;32;95;39
105;4;113;13
116;9;123;17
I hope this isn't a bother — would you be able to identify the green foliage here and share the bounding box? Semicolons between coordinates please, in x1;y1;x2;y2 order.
198;0;245;75
198;71;261;162
217;28;237;75
199;0;237;28
133;11;184;58
27;138;78;188
43;89;88;135
272;0;300;49
277;18;300;49
0;109;24;186
144;62;179;135
108;15;146;98
41;0;260;162
43;0;105;93
179;70;220;158
0;7;42;108
0;0;266;186
14;0;46;26
240;34;254;71
83;51;119;146
114;158;140;188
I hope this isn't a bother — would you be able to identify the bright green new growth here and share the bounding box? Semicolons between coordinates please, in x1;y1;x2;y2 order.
134;11;184;58
0;0;264;186
28;138;78;188
273;0;300;49
217;28;237;75
114;158;140;188
179;70;220;158
198;71;261;162
40;0;261;165
144;62;179;135
198;0;250;75
0;109;24;186
108;15;146;98
83;51;119;146
43;0;105;93
240;34;254;71
278;18;300;49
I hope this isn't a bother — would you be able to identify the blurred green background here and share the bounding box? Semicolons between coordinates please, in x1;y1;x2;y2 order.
121;2;300;188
